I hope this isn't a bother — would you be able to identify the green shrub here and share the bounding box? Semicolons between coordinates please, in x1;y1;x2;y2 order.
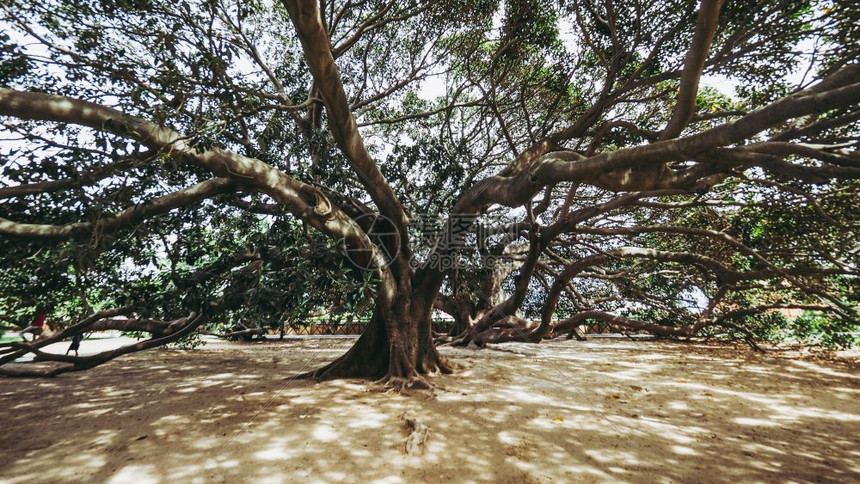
789;311;858;349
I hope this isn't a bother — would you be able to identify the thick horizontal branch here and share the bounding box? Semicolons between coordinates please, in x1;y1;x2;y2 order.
0;307;133;364
455;65;860;210
0;313;205;378
554;310;690;337
0;178;238;239
0;86;399;302
0;152;149;199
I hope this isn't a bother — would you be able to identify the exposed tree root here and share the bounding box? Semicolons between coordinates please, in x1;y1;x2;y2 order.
565;327;587;340
379;375;432;393
402;411;429;455
295;319;453;391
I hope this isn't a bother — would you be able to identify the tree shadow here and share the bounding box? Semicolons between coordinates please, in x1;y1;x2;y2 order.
0;338;857;483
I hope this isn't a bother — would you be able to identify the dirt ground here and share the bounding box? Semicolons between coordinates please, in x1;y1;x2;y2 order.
0;336;858;484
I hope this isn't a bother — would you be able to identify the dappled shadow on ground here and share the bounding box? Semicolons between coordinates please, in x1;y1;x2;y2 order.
0;338;857;483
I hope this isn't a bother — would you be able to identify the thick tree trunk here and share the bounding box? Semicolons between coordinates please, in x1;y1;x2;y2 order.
299;271;452;389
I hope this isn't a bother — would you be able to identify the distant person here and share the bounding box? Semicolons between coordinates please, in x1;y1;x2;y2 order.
66;333;83;357
19;311;47;342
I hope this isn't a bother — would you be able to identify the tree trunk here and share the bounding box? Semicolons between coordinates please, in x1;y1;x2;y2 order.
299;270;453;389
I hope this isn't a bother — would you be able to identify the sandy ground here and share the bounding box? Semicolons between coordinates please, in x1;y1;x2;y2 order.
0;337;858;484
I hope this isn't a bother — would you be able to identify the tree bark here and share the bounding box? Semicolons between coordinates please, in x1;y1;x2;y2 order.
300;274;453;389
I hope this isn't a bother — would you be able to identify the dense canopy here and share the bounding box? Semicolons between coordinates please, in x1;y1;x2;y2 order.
0;0;858;385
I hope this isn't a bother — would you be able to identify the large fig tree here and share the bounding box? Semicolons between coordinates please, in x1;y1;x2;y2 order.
1;0;858;386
